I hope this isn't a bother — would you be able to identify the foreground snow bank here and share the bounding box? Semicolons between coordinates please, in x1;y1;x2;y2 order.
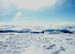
0;33;75;54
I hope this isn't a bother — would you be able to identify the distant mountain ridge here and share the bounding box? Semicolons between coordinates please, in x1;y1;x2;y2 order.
0;24;75;34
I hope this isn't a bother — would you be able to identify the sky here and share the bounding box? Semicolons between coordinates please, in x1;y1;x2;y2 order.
0;0;75;25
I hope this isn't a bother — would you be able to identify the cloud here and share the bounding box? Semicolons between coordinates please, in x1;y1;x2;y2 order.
9;0;56;10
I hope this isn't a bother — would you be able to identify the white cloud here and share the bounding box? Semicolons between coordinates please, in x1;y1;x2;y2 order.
10;0;56;10
0;0;17;17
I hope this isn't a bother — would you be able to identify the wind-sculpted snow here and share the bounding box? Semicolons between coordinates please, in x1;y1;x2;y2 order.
0;25;75;54
0;33;75;54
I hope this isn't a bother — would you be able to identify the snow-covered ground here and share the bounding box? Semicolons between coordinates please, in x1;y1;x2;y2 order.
0;33;75;54
0;25;75;54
